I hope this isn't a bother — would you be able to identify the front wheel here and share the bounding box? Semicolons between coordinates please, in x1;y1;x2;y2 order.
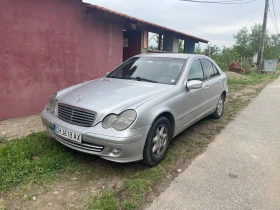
143;117;171;166
212;94;225;119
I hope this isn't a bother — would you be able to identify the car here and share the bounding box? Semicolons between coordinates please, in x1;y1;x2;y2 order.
41;53;228;166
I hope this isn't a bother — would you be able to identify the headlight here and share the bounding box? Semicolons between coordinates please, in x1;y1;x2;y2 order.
46;93;57;112
102;110;137;131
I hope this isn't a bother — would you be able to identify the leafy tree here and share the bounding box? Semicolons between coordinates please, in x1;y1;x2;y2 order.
195;44;202;54
233;24;280;59
178;40;184;53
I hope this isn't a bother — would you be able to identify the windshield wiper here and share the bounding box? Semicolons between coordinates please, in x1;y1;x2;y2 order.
122;77;158;83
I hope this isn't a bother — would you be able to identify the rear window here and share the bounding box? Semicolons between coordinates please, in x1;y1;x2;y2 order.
200;58;216;80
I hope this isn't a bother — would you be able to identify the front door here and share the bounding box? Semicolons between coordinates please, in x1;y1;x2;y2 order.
176;58;208;132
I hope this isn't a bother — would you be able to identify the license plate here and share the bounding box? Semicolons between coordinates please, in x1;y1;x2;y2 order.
54;125;82;143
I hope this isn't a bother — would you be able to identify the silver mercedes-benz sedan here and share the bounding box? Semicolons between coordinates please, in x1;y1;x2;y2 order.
41;53;228;166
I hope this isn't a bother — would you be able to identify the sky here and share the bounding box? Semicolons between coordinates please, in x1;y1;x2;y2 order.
84;0;280;49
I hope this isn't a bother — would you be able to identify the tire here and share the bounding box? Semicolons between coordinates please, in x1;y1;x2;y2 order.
143;117;171;166
212;94;225;119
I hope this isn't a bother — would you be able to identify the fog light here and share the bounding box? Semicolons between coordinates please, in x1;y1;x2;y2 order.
111;148;121;155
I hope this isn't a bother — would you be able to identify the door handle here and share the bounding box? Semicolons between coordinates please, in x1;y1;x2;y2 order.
204;85;210;90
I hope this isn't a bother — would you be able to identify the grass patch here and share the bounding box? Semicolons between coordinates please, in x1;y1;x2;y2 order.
0;137;5;144
0;132;80;192
88;191;118;210
228;73;278;86
122;166;165;209
186;150;196;158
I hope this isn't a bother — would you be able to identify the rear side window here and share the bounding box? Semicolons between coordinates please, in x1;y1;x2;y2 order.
212;64;220;76
188;59;204;81
200;59;216;80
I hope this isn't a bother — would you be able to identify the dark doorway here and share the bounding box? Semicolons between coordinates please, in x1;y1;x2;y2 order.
123;30;142;61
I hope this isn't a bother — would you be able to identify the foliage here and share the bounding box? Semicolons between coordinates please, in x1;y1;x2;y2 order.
148;34;184;52
233;24;280;59
195;23;280;71
178;39;184;53
148;34;160;50
195;43;202;54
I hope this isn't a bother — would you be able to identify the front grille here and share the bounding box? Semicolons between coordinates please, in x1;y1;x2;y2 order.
57;103;96;127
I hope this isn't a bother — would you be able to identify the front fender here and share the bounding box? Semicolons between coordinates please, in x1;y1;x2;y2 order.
131;105;176;130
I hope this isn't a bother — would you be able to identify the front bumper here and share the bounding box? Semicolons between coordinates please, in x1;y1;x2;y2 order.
41;110;150;163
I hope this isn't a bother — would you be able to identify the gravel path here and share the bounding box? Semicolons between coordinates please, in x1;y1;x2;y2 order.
147;77;280;210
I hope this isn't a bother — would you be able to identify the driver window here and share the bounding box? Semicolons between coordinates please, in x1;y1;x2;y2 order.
188;59;204;81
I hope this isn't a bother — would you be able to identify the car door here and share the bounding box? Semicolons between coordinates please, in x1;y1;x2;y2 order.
176;58;209;132
200;58;223;112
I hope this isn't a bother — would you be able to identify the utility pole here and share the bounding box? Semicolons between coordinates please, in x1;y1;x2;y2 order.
257;0;269;72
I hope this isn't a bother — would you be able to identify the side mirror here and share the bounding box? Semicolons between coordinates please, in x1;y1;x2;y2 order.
187;80;203;90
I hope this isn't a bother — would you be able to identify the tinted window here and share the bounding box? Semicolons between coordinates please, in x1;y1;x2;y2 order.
188;59;204;81
107;57;186;85
212;64;220;76
200;59;216;80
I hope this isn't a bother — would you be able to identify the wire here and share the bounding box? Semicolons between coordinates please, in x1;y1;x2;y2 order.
271;0;279;35
180;0;258;4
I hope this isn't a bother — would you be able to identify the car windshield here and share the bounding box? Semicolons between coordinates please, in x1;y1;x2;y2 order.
107;57;186;85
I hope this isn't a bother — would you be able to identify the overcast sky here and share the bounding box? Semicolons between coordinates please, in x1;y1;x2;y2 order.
84;0;279;49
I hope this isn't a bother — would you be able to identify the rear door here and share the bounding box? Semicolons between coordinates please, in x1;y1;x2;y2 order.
200;58;223;112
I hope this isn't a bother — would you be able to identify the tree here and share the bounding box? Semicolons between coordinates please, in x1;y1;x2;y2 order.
233;23;280;59
178;40;184;53
195;44;202;54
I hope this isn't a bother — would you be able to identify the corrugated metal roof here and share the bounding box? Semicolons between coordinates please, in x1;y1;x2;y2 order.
85;4;209;43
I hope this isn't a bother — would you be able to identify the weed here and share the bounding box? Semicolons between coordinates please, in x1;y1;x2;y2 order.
22;194;33;201
88;191;118;210
195;139;206;147
186;150;196;158
122;200;138;210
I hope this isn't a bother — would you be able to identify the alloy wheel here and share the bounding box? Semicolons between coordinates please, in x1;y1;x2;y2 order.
152;124;168;158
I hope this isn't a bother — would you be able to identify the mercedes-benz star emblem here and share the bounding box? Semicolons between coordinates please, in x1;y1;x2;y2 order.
77;95;82;103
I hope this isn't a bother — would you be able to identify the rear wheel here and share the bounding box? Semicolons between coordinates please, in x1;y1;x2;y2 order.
212;94;225;119
143;117;171;166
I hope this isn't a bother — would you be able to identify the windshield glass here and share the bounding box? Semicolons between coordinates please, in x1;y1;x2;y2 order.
107;57;186;85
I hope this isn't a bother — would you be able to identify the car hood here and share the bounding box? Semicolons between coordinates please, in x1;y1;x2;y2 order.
57;78;173;124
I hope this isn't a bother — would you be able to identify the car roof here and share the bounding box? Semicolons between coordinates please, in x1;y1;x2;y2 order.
136;53;206;59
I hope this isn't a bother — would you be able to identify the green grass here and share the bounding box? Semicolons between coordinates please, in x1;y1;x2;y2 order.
228;73;278;86
88;191;118;210
0;137;5;144
0;132;80;192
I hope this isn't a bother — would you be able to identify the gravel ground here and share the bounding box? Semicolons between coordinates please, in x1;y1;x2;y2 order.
0;114;44;141
147;77;280;210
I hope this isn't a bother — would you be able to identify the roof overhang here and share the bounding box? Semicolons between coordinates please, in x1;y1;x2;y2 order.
85;4;209;44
